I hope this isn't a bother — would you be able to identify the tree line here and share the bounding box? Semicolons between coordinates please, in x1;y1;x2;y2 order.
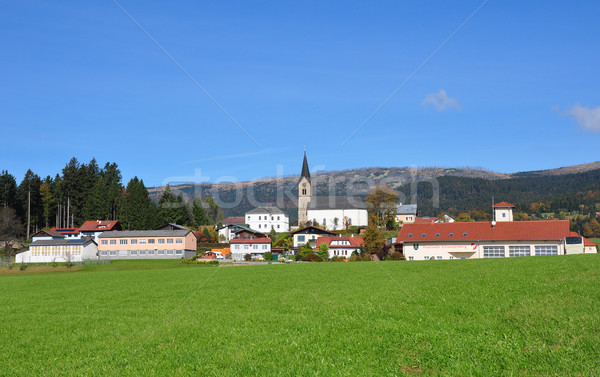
0;157;222;241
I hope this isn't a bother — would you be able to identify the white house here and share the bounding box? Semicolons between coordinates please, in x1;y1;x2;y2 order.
15;239;98;263
316;236;364;259
245;207;289;233
289;225;336;248
230;238;272;261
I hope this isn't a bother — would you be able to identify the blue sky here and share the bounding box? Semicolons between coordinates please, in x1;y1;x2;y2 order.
1;1;599;187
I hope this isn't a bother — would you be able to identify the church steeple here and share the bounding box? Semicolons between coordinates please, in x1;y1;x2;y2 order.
298;150;311;226
301;151;310;182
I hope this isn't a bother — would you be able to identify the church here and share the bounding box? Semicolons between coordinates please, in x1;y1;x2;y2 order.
297;152;369;231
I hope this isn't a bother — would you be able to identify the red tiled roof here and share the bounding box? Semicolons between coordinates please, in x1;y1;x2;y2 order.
230;238;272;244
316;236;364;248
584;238;597;247
222;216;245;225
79;220;119;232
35;229;65;238
493;202;515;208
397;220;570;242
414;217;438;224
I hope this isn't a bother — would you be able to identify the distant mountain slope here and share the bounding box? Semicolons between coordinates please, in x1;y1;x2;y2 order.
148;161;600;221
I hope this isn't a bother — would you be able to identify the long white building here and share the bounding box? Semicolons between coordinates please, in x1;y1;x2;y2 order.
16;239;98;263
397;203;596;260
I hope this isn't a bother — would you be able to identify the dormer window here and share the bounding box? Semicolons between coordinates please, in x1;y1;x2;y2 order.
408;233;413;237
463;232;468;236
449;233;454;237
421;233;426;237
435;233;440;237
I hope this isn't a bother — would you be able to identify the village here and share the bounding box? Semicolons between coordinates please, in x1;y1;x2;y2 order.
14;152;598;265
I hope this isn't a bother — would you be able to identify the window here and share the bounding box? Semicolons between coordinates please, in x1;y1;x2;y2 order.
258;224;261;229
110;250;117;256
271;216;274;220
535;245;558;256
437;256;442;260
101;240;108;245
262;245;267;249
253;245;258;249
120;239;128;245
502;213;506;218
100;251;108;256
158;239;165;244
421;233;426;237
167;239;173;244
167;250;174;255
148;250;155;255
435;233;440;237
277;216;280;220
449;233;454;237
131;250;138;256
110;240;116;245
323;218;326;226
258;216;261;220
176;239;183;244
298;235;305;242
140;239;147;244
449;256;454;260
148;239;155;244
509;246;530;257
277;225;280;229
408;234;413;237
424;256;429;260
463;233;468;236
158;250;165;255
483;246;505;258
175;250;183;255
139;250;146;255
131;239;137;245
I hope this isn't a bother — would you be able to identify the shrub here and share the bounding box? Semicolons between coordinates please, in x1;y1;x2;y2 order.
263;252;273;262
19;263;28;271
179;259;219;266
330;256;345;262
294;254;302;262
244;254;252;261
386;253;406;261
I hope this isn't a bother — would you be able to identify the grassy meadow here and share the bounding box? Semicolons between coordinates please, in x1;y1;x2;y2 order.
1;256;599;376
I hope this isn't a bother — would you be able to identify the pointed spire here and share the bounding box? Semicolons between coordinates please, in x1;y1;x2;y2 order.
301;151;310;182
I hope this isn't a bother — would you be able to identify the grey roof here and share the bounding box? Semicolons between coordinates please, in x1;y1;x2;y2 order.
300;151;310;182
155;223;190;231
290;225;336;236
233;225;265;235
98;230;191;238
396;204;417;215
245;207;286;215
30;239;96;247
307;196;367;210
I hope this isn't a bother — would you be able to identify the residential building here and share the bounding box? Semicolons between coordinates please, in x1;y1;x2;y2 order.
217;217;247;242
15;239;98;263
394;204;417;224
97;230;197;259
79;220;121;242
156;223;189;231
230;238;272;260
316;236;364;259
289;225;336;248
31;229;67;242
584;238;598;253
245;207;289;232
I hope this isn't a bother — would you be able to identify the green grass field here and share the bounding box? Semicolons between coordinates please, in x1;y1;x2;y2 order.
1;256;599;376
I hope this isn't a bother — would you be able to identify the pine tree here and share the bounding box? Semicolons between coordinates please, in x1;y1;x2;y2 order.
192;198;209;226
122;177;154;230
0;170;18;208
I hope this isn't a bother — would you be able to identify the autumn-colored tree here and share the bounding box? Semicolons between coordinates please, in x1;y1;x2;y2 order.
582;224;593;238
363;220;385;253
455;212;474;222
589;218;600;237
365;185;399;228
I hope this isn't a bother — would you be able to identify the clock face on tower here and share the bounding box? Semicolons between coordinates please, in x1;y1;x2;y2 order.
302;183;306;188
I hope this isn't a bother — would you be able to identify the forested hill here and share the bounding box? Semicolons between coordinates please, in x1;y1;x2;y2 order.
148;162;600;220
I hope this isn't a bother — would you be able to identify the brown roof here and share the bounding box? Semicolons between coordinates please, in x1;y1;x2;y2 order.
493;202;515;208
222;217;245;225
33;229;65;238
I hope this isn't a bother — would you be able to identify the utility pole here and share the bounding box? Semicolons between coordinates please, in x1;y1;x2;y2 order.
67;197;70;228
27;187;31;240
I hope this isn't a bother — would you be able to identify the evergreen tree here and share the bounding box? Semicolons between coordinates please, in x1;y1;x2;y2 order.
40;178;55;228
122;177;154;230
363;218;385;253
0;170;18;209
192;198;209;226
16;170;43;233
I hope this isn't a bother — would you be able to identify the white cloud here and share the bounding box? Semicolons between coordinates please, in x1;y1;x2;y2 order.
421;89;461;111
565;104;600;132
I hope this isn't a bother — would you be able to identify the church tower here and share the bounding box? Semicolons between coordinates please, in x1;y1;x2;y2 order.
298;151;311;226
